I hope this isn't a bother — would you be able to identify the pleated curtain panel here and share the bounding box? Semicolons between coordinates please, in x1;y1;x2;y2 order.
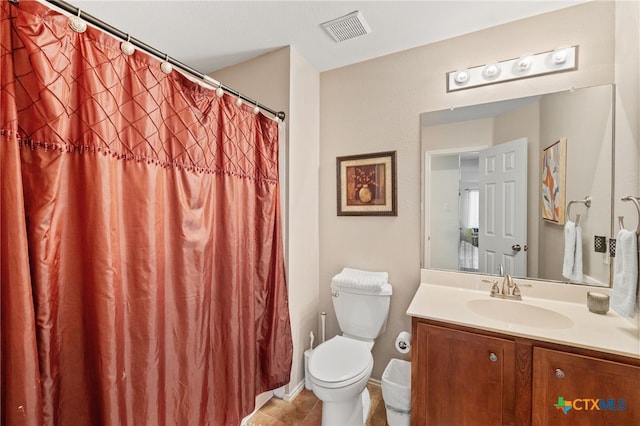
1;1;293;425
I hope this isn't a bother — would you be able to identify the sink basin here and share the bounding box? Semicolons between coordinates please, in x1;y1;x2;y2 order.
466;298;574;329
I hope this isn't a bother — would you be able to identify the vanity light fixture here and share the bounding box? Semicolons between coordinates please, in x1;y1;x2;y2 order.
447;45;578;92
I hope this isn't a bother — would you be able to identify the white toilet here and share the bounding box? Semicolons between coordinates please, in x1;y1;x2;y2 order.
309;281;392;426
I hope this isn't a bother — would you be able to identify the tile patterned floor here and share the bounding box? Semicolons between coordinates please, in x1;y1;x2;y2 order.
246;382;388;426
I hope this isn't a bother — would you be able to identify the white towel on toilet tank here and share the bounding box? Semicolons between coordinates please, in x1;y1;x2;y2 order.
332;267;388;291
562;221;583;282
611;228;638;317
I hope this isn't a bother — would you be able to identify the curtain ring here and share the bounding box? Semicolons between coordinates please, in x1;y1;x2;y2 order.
215;83;224;98
121;35;135;56
253;102;260;115
160;54;173;74
68;8;87;33
236;94;243;107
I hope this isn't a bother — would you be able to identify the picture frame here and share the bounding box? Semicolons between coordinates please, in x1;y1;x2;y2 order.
336;150;397;216
541;138;567;224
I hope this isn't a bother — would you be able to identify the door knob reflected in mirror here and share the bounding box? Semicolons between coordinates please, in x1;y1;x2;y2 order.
512;244;522;252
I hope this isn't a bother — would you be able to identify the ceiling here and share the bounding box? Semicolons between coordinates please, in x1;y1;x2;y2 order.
64;1;587;74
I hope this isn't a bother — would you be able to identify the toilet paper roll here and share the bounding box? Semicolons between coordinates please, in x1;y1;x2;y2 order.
395;331;411;354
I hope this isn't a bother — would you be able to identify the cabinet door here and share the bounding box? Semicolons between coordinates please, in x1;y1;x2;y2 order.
412;323;515;426
532;347;640;425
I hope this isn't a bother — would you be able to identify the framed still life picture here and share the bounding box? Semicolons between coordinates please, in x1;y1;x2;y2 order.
541;138;567;224
336;151;397;216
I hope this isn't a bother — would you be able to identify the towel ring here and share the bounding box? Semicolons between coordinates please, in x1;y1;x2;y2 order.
566;196;591;225
619;196;640;235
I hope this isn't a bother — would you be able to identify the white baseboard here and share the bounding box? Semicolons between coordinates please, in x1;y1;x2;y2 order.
368;378;382;387
240;390;274;425
281;380;305;402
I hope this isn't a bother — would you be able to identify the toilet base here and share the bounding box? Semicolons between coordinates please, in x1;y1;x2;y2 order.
321;387;370;426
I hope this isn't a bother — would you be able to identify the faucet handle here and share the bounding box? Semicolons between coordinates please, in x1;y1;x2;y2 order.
512;285;522;298
482;279;500;297
511;282;532;298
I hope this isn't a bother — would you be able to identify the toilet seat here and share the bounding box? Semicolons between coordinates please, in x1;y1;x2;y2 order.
309;336;373;389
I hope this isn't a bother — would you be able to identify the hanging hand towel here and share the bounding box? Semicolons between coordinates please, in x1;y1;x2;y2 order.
611;229;638;317
331;267;388;291
562;221;577;280
572;224;584;282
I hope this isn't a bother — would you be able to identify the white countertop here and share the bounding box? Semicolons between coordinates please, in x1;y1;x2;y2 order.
407;270;640;359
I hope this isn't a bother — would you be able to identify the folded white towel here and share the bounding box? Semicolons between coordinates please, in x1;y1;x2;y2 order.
611;229;638;317
331;267;388;291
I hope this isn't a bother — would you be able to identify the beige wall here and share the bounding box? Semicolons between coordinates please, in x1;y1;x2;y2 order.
320;0;616;380
614;0;640;318
210;0;638;391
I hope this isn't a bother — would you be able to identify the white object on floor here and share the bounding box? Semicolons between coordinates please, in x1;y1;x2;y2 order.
381;358;411;426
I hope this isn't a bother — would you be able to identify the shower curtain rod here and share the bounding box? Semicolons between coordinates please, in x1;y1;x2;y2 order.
35;0;286;121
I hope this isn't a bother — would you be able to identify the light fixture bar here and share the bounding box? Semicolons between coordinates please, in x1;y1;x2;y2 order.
447;46;578;92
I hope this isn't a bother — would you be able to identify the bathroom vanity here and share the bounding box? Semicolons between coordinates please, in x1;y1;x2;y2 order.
407;271;640;426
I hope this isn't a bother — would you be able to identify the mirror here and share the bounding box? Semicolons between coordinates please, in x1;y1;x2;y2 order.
421;84;614;287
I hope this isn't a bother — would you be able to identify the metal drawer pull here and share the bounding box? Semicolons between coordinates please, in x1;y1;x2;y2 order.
489;352;498;362
555;368;566;379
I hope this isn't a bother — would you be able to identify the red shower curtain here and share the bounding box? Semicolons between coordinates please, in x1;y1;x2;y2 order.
1;1;292;425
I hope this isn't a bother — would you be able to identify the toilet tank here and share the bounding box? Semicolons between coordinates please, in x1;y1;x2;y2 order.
331;282;392;341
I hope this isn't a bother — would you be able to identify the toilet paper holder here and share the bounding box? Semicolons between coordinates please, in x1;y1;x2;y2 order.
395;331;412;354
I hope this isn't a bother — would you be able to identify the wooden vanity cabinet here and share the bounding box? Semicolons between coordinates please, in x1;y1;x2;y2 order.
412;317;640;426
532;347;640;425
411;321;517;425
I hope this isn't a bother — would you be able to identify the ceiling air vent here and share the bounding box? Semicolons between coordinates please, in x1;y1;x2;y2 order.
321;10;372;43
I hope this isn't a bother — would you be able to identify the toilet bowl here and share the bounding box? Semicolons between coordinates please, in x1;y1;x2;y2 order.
309;336;374;425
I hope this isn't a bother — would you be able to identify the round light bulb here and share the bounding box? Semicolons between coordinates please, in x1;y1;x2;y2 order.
482;63;501;79
454;69;469;85
515;55;533;72
552;48;569;65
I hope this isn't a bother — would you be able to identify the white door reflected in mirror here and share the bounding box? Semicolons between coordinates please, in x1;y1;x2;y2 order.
479;138;528;277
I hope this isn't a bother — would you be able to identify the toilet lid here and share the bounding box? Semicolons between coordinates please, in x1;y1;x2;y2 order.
309;336;372;383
